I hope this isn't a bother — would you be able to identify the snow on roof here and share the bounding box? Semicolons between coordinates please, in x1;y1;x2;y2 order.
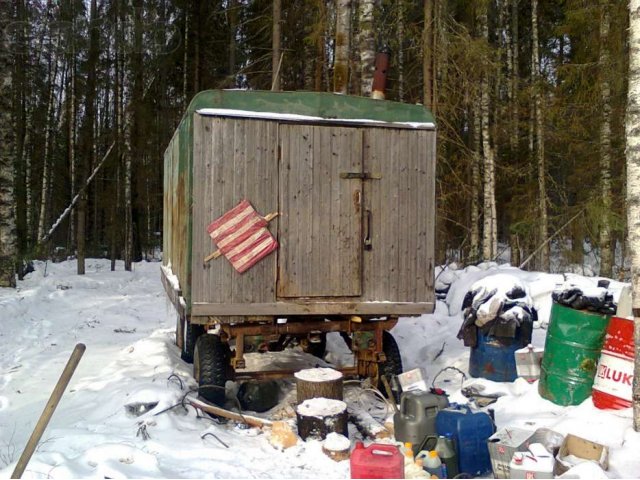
196;108;436;129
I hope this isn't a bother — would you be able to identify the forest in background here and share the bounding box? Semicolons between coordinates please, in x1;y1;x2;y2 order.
2;0;630;278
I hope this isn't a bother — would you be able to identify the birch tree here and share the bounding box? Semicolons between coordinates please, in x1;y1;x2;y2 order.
359;0;375;97
627;0;640;432
532;0;549;271
334;0;352;94
599;0;613;277
0;0;17;287
479;0;497;261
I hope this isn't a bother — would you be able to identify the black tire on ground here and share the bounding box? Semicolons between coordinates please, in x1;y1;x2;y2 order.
302;333;327;359
378;331;403;401
180;320;205;364
194;334;233;406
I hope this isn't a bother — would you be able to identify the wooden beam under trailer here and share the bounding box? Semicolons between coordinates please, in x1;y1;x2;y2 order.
191;302;434;317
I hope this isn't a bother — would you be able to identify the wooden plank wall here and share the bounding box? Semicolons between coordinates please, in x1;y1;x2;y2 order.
191;115;279;304
277;125;363;297
362;128;435;303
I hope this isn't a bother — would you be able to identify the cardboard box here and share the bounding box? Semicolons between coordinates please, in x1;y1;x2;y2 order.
487;427;535;479
553;434;609;476
397;368;428;392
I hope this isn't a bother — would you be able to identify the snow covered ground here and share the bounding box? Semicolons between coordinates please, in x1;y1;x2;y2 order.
0;259;639;478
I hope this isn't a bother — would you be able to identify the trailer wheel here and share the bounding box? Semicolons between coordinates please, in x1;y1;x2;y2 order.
180;320;205;364
301;333;327;359
193;334;233;406
378;331;403;401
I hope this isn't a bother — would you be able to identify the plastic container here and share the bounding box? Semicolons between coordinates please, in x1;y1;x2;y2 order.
419;434;458;478
592;316;634;409
423;450;442;477
469;330;520;382
539;303;611;406
350;442;404;479
435;404;495;477
394;390;450;455
515;344;544;382
509;443;554;479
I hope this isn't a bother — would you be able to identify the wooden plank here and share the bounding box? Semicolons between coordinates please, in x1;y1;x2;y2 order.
191;117;278;305
277;125;362;297
192;301;434;317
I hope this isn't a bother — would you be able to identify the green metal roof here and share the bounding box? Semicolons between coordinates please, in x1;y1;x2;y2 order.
185;90;435;126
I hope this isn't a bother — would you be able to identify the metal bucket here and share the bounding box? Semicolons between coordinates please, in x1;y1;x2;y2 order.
469;330;520;382
538;303;610;406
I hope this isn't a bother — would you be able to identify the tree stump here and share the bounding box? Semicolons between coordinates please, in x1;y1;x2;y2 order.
296;398;348;441
294;367;343;404
322;433;351;462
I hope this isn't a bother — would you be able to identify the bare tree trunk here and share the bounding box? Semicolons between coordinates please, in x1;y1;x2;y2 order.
511;0;519;153
228;0;238;88
359;0;375;97
397;0;405;101
599;0;613;277
626;0;640;432
471;90;481;261
334;0;352;94
68;55;76;253
479;1;496;261
0;0;17;287
183;3;189;106
532;0;549;271
423;0;434;110
37;38;59;242
77;0;99;275
272;0;282;91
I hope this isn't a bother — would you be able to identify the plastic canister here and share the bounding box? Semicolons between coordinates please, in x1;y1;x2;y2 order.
350;442;404;479
394;390;450;455
538;302;610;406
419;435;458;478
424;451;443;477
435;404;495;477
508;443;554;479
592;316;634;409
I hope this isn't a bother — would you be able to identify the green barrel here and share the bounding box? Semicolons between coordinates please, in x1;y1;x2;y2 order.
539;303;611;406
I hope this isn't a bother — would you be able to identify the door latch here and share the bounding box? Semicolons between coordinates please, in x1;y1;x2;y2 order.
340;172;382;180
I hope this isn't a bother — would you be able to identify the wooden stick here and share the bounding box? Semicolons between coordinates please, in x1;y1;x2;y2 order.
204;212;279;263
11;344;86;479
188;397;272;428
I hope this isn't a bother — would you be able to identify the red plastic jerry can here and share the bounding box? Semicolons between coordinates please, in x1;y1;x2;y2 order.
350;442;404;479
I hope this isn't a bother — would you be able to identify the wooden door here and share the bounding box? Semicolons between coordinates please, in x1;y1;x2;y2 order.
277;124;363;297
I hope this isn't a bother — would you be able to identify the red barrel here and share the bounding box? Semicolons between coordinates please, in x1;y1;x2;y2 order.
350;442;404;479
592;316;634;409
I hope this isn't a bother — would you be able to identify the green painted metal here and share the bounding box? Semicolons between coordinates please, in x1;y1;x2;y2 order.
184;90;436;125
538;303;611;406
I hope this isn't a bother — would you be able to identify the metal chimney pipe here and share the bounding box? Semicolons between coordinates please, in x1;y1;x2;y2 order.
371;49;390;100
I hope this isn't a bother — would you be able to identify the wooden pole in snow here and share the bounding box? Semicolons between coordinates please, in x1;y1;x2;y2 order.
11;344;86;478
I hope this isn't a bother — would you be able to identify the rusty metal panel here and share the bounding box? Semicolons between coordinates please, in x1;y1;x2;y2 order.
277;124;363;298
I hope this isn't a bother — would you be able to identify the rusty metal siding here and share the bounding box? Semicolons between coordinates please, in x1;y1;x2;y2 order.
191;115;279;305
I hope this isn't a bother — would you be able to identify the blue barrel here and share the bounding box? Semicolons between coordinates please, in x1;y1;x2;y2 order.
435;405;495;477
469;330;520;382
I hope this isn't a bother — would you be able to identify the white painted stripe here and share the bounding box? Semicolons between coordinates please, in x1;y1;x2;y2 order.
211;206;253;239
217;216;263;249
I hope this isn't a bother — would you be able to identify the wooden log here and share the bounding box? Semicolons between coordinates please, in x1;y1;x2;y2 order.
296;398;348;441
322;433;351;462
188;397;272;428
294;367;343;404
348;408;390;440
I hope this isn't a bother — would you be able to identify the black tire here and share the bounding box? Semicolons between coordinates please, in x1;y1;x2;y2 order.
378;331;403;401
181;321;205;364
302;333;327;359
194;334;233;406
